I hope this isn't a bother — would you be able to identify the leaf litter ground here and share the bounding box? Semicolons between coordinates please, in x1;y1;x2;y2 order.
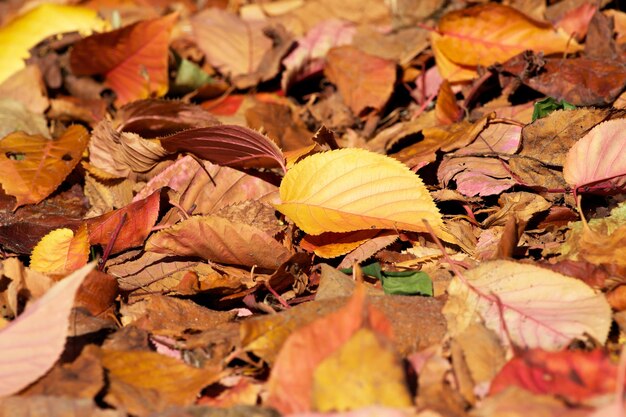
1;1;626;416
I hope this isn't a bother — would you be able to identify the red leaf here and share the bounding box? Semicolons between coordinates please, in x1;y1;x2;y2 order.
159;125;286;173
490;349;619;404
86;190;161;254
70;14;177;106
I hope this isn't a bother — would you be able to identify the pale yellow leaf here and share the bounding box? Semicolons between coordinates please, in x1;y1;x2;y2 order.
312;328;413;411
0;4;107;83
275;148;448;239
443;260;611;351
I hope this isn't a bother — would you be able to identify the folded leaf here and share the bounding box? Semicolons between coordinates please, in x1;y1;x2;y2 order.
160;125;286;173
275;148;447;239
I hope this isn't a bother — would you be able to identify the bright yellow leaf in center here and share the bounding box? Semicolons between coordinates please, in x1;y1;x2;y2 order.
275;148;446;237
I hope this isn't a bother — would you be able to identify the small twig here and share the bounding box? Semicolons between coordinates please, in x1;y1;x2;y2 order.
98;213;127;271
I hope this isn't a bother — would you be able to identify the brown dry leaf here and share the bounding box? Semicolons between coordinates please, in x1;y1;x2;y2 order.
86;190;161;255
191;8;272;82
367;110;438;154
472;386;590;417
130;294;236;337
114;99;220;138
501;53;626;106
145;215;291;270
101;348;220;416
0;125;88;209
88;120;169;178
245;100;314;153
324;46;396;116
482;192;551;228
0;65;48;113
352;26;429;65
519;108;614;167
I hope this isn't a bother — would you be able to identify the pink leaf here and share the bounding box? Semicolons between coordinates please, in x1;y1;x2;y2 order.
0;262;95;397
281;20;356;90
563;119;626;193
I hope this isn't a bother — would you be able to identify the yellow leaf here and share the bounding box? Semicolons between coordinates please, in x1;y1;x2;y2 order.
436;4;581;69
275;148;448;239
30;224;90;274
0;4;107;83
312;328;413;411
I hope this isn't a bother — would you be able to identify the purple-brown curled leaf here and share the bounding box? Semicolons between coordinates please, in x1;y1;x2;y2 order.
159;125;286;173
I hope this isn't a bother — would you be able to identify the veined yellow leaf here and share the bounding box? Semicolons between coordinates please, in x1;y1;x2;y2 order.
275;148;447;239
0;4;107;83
30;225;90;274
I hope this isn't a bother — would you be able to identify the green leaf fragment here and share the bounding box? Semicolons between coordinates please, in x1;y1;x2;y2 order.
532;97;576;121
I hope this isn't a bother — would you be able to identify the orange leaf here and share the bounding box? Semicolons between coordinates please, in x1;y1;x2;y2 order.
435;4;581;69
70;14;177;106
0;125;88;209
266;286;393;414
86;190;161;255
435;80;463;125
324;46;396;115
30;224;89;274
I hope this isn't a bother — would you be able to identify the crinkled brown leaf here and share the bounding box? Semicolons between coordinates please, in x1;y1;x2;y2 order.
145;215;291;270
